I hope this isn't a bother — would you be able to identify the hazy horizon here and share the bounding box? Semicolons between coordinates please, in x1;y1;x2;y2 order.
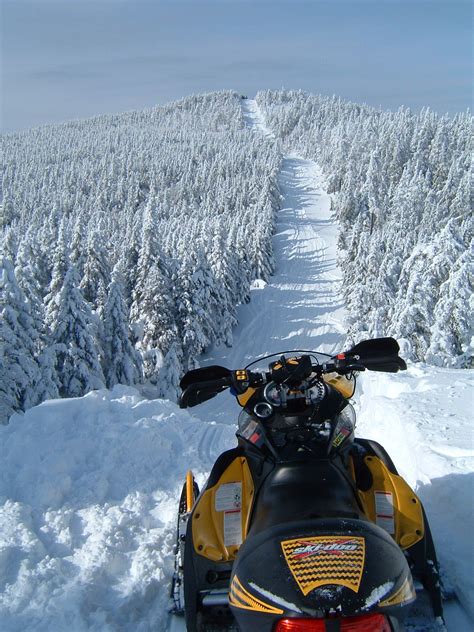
2;0;472;132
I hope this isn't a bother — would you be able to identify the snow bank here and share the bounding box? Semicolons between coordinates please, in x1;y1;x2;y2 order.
355;365;474;622
0;387;235;631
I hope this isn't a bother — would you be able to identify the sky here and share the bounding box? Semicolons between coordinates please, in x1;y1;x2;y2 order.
1;0;472;132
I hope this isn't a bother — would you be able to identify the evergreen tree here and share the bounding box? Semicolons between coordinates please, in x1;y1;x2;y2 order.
0;258;42;422
102;272;142;388
44;218;69;330
50;264;105;397
70;215;87;279
14;239;46;354
156;341;183;401
130;200;177;378
80;228;111;314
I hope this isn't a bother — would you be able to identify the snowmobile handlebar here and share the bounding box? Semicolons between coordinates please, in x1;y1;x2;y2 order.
179;337;406;408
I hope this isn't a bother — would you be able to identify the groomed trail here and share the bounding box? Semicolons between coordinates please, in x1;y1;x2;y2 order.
169;99;473;632
195;99;346;428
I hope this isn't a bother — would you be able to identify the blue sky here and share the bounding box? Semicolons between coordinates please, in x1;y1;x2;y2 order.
1;0;472;131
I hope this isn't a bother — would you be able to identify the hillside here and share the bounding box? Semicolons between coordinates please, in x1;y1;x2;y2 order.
1;92;281;423
1;91;471;426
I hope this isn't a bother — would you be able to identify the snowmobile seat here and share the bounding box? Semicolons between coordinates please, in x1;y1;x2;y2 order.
249;459;366;537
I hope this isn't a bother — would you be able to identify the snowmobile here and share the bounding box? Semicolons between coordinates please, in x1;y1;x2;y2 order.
171;338;444;631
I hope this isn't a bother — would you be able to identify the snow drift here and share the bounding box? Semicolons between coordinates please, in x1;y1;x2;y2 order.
0;387;235;631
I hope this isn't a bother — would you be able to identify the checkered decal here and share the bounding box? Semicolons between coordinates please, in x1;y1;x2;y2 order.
281;536;365;596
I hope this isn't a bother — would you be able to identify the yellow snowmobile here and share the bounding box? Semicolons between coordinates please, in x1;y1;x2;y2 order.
171;338;444;631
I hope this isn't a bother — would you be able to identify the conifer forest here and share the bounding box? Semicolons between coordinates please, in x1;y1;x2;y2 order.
1;90;472;424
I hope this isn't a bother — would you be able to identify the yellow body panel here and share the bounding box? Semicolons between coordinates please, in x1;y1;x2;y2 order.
185;470;194;513
237;387;257;407
192;457;254;561
323;372;355;399
356;456;424;549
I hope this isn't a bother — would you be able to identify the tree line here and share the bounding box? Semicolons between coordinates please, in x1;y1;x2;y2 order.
0;92;281;423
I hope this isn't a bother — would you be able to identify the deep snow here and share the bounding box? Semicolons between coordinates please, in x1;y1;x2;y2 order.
0;387;236;631
1;99;472;632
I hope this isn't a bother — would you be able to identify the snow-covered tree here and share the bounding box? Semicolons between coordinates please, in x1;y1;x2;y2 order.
0;258;42;422
80;227;111;314
44;218;70;330
156;342;183;400
102;272;142;388
50;264;105;397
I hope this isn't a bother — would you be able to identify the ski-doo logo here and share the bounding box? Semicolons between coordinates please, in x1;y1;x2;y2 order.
281;535;365;595
291;538;359;559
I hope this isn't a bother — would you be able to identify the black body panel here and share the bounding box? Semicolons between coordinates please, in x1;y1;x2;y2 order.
231;518;413;632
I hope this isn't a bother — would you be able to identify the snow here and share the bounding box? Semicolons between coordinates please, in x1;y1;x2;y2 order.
355;366;474;625
248;582;302;613
0;387;234;631
1;97;472;632
363;582;394;610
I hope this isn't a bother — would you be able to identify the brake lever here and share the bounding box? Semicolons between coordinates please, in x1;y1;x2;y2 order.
321;359;365;374
341;362;366;373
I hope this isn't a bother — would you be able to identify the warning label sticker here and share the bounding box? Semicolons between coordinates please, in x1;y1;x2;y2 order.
241;419;258;440
375;491;395;535
215;482;242;512
224;509;242;546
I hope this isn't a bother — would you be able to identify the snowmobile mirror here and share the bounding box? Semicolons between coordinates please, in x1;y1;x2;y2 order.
345;337;407;372
180;365;232;391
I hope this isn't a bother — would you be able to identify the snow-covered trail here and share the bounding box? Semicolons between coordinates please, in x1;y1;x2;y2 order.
197;100;346;426
240;97;275;137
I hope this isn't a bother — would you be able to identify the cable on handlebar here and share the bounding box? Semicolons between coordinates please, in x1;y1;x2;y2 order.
244;349;331;370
